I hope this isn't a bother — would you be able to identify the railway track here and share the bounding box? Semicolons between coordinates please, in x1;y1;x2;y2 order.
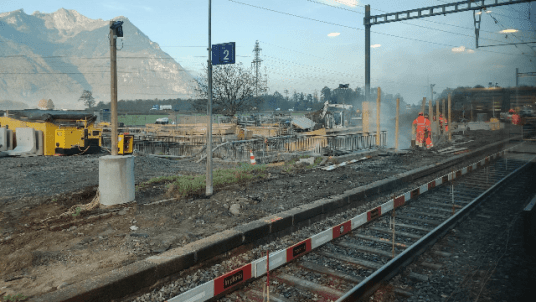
164;145;535;302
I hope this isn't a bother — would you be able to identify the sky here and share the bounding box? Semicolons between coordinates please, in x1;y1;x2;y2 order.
1;0;536;104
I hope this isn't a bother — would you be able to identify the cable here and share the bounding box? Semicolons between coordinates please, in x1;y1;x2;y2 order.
227;0;360;30
307;0;532;43
488;13;536;56
259;40;360;67
230;0;535;58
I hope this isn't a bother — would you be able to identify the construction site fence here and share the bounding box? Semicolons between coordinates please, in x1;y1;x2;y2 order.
102;131;386;161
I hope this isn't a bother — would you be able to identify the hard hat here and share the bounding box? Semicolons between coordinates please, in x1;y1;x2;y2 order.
509;109;515;113
439;114;443;117
418;112;423;116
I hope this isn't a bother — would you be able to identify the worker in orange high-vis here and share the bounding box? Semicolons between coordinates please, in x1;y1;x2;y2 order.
439;114;448;134
424;114;433;149
412;112;426;148
511;110;521;125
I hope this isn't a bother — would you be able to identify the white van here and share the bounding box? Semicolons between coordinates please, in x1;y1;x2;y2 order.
288;109;294;112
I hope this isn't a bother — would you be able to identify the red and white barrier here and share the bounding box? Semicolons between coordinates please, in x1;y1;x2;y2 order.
250;150;256;165
168;146;517;302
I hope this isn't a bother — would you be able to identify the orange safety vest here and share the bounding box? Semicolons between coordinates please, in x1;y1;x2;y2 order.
413;116;427;132
512;114;520;125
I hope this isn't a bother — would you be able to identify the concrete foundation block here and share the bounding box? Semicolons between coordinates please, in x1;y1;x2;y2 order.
0;127;6;151
99;155;135;206
35;130;44;156
4;127;36;156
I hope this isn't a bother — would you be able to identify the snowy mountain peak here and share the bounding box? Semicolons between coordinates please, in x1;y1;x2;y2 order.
0;9;194;109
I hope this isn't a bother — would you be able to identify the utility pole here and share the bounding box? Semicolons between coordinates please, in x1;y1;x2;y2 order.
109;21;118;156
364;5;371;105
206;0;213;196
252;40;262;97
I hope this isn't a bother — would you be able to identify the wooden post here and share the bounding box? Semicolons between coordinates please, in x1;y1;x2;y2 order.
376;87;381;147
109;21;118;155
471;103;473;122
428;100;433;139
391;205;396;258
435;100;440;121
448;93;452;141
421;97;426;114
363;102;369;133
442;99;446;120
395;98;399;151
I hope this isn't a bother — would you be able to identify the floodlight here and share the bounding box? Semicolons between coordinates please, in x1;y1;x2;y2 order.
110;21;124;37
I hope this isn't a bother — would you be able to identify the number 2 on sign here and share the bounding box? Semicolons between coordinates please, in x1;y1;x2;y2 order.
223;49;229;61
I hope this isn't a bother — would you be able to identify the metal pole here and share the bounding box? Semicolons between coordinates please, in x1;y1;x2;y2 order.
376;87;381;147
110;21;118;156
395;98;399;151
363;102;369;133
448;93;452;141
364;5;371;105
206;0;213;196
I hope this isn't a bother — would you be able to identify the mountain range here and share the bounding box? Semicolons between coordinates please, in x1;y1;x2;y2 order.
0;8;194;109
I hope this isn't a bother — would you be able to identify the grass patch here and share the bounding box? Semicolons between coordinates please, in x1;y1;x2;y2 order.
137;164;267;198
3;294;28;302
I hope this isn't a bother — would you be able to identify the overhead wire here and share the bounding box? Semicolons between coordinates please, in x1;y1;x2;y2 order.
228;0;536;57
307;0;534;45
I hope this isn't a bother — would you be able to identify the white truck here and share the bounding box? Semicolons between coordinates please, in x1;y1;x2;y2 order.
151;105;172;111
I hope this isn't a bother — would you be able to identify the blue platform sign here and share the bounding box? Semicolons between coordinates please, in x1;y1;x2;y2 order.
212;42;235;65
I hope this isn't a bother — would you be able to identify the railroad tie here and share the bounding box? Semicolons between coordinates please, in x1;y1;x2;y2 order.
353;234;409;248
275;273;344;300
335;241;395;258
369;226;422;240
298;261;364;284
317;250;383;270
419;261;443;270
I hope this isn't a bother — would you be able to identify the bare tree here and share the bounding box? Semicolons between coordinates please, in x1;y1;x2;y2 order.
192;63;267;115
78;90;95;109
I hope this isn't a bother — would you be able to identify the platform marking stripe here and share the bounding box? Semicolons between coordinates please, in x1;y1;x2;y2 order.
311;229;333;249
456;170;462;178
467;166;473;173
332;221;352;239
351;213;367;230
253;249;286;278
394;195;405;208
404;192;411;202
410;188;420;199
381;199;394;214
214;264;252;296
367;206;382;221
435;177;443;186
286;238;312;262
462;167;468;175
168;280;214;302
420;184;428;194
428;180;436;190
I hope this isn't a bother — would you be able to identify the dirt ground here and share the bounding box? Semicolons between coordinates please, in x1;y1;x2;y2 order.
0;128;518;299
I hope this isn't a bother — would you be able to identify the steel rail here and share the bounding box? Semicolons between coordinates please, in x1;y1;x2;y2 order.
336;153;536;301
